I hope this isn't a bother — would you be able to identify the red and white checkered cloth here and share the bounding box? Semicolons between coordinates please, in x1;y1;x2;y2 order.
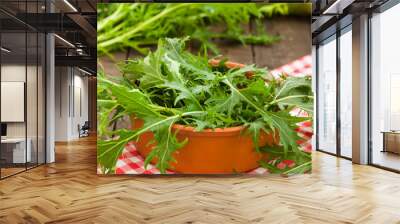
271;55;312;78
115;55;313;174
115;142;269;175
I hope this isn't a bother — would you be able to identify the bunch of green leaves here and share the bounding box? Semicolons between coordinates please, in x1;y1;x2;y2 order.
97;38;313;174
258;145;312;175
97;3;289;56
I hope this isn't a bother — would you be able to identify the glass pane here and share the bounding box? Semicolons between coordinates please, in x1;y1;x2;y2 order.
27;30;38;169
339;29;352;158
371;5;400;171
26;0;40;170
317;37;337;154
1;30;27;177
38;32;45;165
0;0;46;178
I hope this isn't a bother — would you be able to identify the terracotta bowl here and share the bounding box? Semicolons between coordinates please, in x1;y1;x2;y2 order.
131;60;278;173
208;59;254;77
132;118;279;174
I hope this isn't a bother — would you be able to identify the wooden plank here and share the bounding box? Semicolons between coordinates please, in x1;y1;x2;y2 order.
126;24;254;66
208;24;254;65
253;16;311;70
101;16;311;75
127;42;254;65
98;51;129;77
127;49;144;60
216;41;254;65
1;137;400;223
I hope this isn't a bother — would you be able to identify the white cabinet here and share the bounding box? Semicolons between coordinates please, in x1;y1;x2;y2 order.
1;138;32;163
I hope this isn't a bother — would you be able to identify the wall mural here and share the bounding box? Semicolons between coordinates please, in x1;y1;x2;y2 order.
97;3;313;175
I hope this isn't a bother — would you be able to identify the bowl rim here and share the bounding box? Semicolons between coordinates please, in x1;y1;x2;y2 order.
172;123;245;133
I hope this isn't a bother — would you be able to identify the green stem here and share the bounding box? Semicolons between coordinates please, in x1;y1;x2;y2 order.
98;4;138;32
97;99;117;105
159;121;175;172
152;105;181;114
224;78;266;115
282;161;311;175
98;3;192;50
98;111;205;159
271;95;314;105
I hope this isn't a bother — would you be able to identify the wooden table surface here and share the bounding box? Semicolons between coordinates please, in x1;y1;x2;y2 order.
99;16;311;77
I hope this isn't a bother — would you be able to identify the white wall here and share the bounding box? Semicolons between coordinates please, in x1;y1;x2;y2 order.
72;73;89;138
55;66;69;141
1;65;28;138
54;67;89;141
1;63;46;164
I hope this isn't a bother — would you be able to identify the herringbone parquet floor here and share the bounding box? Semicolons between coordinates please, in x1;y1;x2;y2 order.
0;136;399;224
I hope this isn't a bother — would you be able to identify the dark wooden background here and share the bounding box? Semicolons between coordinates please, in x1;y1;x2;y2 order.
99;16;311;77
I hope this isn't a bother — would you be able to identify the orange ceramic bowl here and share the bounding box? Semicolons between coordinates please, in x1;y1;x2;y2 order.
132;118;279;174
208;59;254;77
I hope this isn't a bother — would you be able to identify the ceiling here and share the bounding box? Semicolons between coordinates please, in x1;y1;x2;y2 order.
312;0;391;43
0;0;96;73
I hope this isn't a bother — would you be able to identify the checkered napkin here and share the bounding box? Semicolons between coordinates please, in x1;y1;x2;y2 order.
115;55;313;175
271;55;312;78
115;143;270;175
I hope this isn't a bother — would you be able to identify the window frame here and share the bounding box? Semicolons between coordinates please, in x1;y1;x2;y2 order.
315;22;353;161
367;0;400;173
0;1;48;180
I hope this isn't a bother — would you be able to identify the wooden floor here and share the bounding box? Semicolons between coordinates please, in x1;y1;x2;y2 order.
0;136;400;224
1;167;26;178
1;163;44;178
372;151;400;171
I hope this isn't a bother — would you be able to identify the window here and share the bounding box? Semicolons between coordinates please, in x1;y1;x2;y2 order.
370;3;400;171
317;36;337;154
0;1;47;179
339;27;352;158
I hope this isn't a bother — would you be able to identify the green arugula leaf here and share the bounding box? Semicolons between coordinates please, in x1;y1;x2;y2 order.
259;145;312;175
98;77;163;120
162;38;215;81
244;119;269;152
275;77;312;98
121;49;165;90
273;76;313;114
144;119;188;173
98;129;136;174
162;54;204;110
283;161;311;175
